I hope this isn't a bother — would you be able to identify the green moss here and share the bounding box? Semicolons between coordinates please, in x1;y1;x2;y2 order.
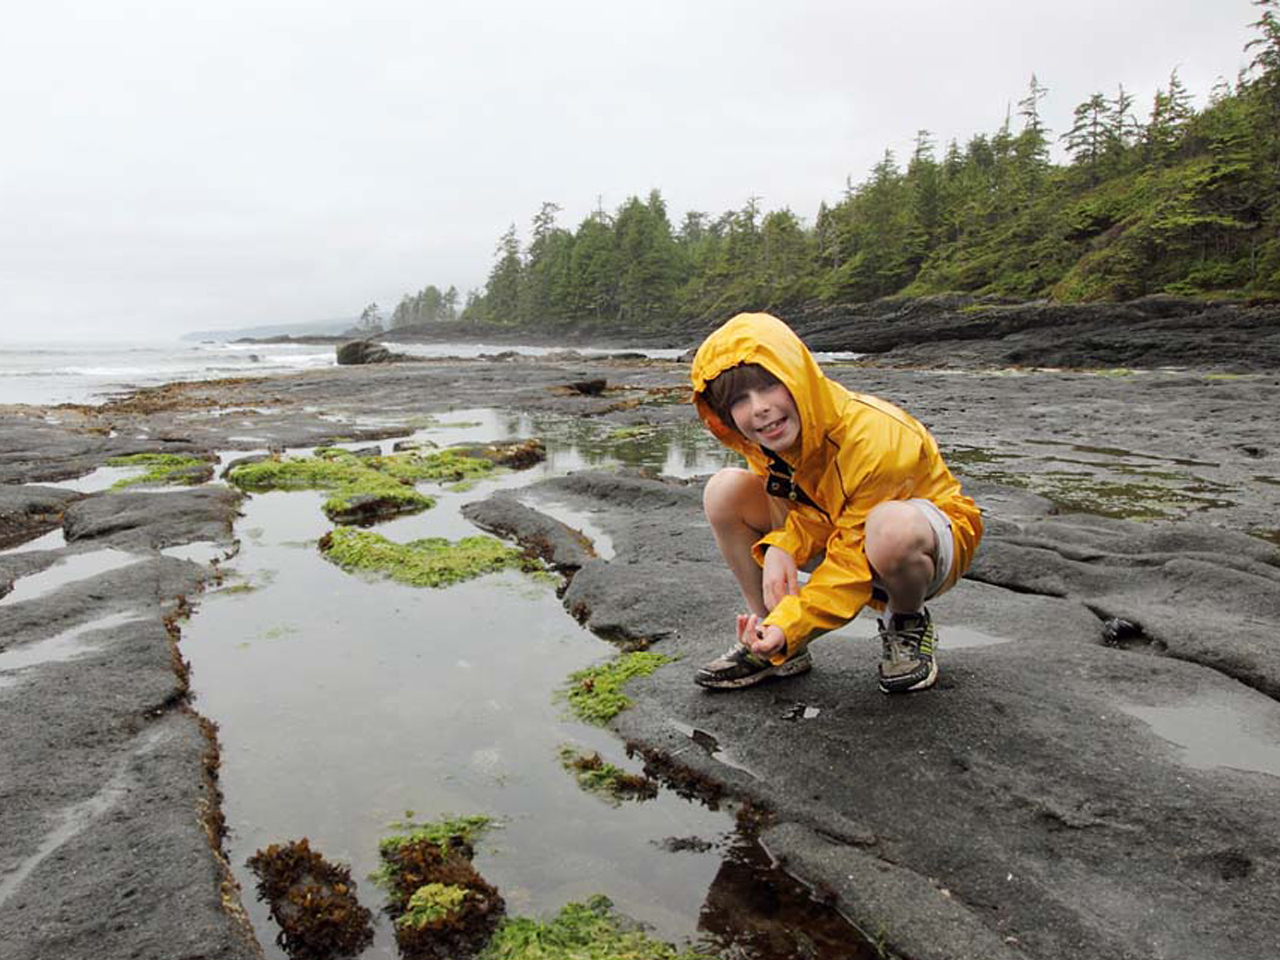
561;653;673;725
559;747;657;805
479;895;713;960
226;451;436;522
106;452;209;488
227;447;496;520
607;426;654;440
319;528;533;587
378;815;494;858
398;883;471;930
378;449;496;483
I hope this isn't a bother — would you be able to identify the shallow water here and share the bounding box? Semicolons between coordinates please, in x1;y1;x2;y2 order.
1122;691;1280;780
183;411;873;958
0;548;139;605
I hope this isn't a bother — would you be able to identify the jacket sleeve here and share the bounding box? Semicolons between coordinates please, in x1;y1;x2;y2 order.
752;506;828;568
759;432;933;663
760;512;875;662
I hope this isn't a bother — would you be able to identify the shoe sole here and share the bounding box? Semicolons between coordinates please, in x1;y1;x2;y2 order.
878;659;938;695
695;654;813;690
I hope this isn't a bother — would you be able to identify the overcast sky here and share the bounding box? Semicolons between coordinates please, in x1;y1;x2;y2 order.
0;0;1265;341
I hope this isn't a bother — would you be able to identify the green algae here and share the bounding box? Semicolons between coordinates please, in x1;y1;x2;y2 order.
373;815;504;957
378;815;495;858
607;426;655;441
106;452;210;488
226;451;436;522
561;653;674;725
319;528;534;587
558;746;657;805
479;895;713;960
225;447;499;523
398;883;471;930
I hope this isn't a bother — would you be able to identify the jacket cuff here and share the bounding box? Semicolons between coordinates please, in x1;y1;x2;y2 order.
753;529;805;567
762;595;805;663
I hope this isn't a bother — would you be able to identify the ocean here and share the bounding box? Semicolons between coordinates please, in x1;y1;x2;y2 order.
0;338;857;407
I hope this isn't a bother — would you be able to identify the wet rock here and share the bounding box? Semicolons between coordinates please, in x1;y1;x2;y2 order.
461;495;595;571
0;552;257;960
565;378;607;396
0;483;81;547
336;340;412;365
789;294;1280;371
62;486;243;551
220;452;273;479
448;438;546;469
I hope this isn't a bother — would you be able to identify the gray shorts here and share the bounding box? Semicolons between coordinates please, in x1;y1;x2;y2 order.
795;498;956;601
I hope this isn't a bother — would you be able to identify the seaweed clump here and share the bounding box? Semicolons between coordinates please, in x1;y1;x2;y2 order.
226;449;437;523
375;816;504;959
319;527;537;587
558;746;658;805
479;895;714;960
245;838;374;960
106;452;213;488
560;652;673;725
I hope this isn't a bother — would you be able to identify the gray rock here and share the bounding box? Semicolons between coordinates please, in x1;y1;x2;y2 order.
0;484;81;547
63;487;243;552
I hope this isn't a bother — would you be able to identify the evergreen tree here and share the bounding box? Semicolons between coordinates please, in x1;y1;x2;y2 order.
356;302;384;335
566;211;618;324
1063;93;1110;182
486;224;523;324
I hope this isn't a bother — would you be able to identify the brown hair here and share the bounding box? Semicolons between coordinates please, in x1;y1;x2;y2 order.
701;363;782;432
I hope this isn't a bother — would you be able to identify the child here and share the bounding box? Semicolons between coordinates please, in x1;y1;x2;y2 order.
690;312;983;693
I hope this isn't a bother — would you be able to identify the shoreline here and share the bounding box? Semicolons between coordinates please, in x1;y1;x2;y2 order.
2;348;1280;959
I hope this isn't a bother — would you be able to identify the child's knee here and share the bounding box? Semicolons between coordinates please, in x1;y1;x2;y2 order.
865;501;935;563
702;468;760;523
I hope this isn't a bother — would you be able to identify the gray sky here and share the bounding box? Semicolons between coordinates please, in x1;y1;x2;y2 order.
0;0;1264;341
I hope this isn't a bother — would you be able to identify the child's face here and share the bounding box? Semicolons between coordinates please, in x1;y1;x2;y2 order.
729;382;801;454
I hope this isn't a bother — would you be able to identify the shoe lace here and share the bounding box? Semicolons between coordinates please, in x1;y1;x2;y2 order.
879;621;925;662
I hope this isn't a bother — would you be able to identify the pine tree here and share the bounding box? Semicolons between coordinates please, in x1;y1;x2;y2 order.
1063;93;1110;182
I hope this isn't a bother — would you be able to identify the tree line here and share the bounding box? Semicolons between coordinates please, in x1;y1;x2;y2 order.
391;0;1280;334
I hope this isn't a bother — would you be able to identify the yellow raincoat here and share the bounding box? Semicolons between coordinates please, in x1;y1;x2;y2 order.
690;313;983;661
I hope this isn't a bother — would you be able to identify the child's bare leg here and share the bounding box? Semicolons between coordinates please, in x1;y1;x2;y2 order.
864;500;937;613
703;468;775;619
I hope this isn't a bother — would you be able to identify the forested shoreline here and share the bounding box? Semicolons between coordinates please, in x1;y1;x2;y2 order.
379;2;1279;337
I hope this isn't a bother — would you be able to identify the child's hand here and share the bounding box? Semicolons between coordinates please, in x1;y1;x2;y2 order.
737;614;786;658
762;546;799;610
748;620;787;658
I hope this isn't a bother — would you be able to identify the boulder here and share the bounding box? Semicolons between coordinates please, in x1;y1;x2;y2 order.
336;340;412;365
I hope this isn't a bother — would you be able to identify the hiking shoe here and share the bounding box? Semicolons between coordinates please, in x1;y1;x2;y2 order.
695;644;812;689
877;608;938;694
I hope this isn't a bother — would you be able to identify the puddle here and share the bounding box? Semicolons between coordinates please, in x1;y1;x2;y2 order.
1121;692;1280;779
829;615;1010;649
523;498;616;560
160;541;233;565
184;410;868;959
0;611;146;688
1027;439;1217;468
1;549;139;605
0;527;67;554
42;464;140;494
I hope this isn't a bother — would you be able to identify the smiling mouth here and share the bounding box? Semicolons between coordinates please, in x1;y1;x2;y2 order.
758;417;786;434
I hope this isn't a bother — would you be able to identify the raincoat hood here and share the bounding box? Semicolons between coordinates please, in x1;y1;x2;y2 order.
690;312;840;465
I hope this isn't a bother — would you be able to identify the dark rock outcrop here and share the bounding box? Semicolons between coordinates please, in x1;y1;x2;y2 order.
787;294;1280;371
336;340;413;365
